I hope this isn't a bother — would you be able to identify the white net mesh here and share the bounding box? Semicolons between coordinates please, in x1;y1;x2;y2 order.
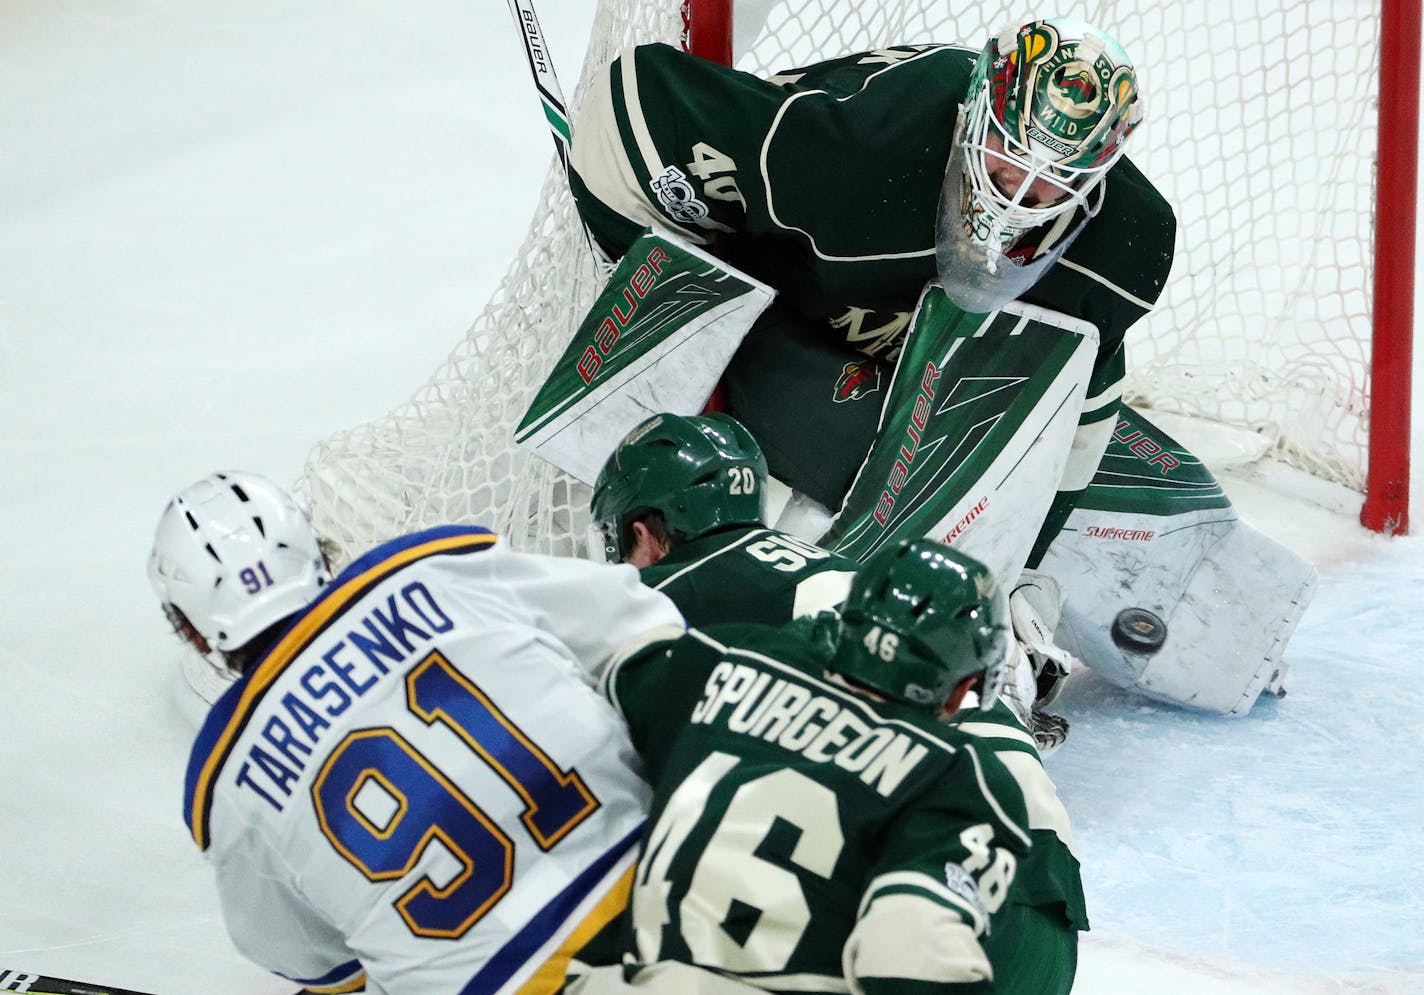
301;0;1380;566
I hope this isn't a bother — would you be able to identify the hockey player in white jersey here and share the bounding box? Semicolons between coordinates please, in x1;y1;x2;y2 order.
147;471;685;995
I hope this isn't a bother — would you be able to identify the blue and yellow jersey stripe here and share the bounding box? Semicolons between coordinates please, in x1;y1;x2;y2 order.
462;823;642;995
281;960;367;993
183;525;499;850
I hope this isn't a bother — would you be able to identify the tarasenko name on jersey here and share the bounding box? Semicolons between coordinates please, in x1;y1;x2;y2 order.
185;526;499;845
234;577;457;812
692;659;930;797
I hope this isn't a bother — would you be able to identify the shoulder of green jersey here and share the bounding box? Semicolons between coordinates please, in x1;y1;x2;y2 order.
760;93;937;264
615;46;709;242
952;718;1037;751
599;624;685;713
1056;256;1157;312
652;528;774;590
758;47;959;263
962;743;1032;847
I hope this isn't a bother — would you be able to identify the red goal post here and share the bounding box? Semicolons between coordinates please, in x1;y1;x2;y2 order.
1368;0;1418;533
300;0;1417;564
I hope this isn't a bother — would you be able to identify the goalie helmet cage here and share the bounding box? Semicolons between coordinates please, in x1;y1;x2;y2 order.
300;0;1417;566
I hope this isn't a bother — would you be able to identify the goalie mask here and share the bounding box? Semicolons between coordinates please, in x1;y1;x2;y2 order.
590;412;768;563
936;17;1141;313
148;471;330;662
830;539;1009;712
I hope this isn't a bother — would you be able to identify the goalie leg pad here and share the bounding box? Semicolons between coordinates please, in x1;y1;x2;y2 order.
1043;510;1317;715
820;291;1100;583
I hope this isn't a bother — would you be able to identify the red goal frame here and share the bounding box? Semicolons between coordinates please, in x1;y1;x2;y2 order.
683;0;1418;535
1366;0;1419;534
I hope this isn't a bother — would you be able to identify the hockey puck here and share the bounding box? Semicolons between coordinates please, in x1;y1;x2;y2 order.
1111;607;1167;654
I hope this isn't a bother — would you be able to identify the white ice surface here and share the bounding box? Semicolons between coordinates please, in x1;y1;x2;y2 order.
1;3;1421;994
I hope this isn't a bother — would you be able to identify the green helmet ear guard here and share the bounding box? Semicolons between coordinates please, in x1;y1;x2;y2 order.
590;412;768;562
829;539;1009;712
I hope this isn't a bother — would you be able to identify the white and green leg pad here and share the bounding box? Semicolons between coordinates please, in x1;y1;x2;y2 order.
820;286;1098;588
1038;407;1317;716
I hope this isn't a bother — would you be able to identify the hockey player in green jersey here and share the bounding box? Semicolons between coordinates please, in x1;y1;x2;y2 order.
591;414;1086;991
590;411;859;626
563;16;1316;735
569;17;1173;545
598;540;1071;994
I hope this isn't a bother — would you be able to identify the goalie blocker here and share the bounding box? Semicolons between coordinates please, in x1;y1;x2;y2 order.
516;229;773;483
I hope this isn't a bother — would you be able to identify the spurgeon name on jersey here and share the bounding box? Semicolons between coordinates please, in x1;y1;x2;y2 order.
601;624;1032;993
691;658;932;798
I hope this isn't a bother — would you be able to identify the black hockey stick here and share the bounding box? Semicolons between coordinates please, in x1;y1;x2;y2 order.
0;968;300;995
0;969;160;995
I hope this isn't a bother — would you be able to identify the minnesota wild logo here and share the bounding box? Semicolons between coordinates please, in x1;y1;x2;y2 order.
832;359;883;403
1047;64;1100;118
1013;24;1137;166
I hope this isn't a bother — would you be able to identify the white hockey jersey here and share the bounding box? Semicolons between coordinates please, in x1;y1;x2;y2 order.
182;526;685;995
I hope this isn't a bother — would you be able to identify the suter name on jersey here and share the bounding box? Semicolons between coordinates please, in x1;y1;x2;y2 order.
691;660;930;798
233;581;456;812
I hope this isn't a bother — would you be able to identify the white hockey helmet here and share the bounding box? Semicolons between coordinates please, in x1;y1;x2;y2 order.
936;17;1142;312
148;471;330;654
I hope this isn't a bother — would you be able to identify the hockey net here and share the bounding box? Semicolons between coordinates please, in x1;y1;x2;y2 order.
301;0;1403;565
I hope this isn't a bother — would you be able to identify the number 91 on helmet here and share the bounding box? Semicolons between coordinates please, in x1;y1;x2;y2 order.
147;471;330;670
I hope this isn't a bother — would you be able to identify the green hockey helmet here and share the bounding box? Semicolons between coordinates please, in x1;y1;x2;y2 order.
830;539;1009;712
590;412;768;562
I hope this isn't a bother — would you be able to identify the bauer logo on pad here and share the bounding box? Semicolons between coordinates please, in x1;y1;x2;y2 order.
515;229;773;484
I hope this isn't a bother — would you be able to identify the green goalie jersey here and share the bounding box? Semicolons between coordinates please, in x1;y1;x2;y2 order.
569;42;1175;370
600;623;1035;994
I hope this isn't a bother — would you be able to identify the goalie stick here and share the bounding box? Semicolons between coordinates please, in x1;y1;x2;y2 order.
504;0;609;265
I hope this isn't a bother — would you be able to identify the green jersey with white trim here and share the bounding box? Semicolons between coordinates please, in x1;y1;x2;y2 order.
640;525;858;628
600;623;1033;994
952;701;1089;929
640;524;1087;960
570;42;1174;370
